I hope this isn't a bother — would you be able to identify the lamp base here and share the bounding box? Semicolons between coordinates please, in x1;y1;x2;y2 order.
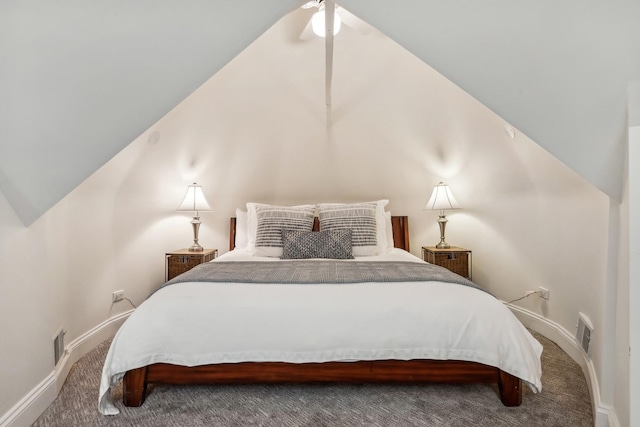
188;216;203;252
436;211;451;249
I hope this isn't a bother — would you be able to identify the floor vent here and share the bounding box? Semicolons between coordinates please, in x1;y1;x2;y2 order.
576;312;593;355
53;327;66;366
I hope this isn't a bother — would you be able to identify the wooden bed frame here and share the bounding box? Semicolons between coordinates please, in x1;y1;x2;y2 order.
123;216;522;408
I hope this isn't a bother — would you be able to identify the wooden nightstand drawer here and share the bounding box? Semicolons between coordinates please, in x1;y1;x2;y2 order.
422;246;472;279
166;249;217;281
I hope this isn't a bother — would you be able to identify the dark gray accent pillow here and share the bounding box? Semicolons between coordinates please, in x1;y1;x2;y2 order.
281;229;354;260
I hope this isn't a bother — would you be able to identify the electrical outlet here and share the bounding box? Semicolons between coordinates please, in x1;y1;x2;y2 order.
538;287;550;300
112;290;125;303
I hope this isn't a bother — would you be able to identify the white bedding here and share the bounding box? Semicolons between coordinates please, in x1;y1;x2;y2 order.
99;248;542;415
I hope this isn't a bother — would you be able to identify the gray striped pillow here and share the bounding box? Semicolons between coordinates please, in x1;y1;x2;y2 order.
254;204;315;257
318;202;379;256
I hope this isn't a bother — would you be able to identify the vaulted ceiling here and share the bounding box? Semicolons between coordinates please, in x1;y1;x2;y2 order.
1;0;638;225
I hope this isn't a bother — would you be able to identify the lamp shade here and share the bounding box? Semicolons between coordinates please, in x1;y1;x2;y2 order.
425;182;460;210
311;9;342;37
177;183;212;214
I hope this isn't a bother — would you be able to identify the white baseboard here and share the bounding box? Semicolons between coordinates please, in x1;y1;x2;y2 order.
0;310;133;427
0;373;57;427
507;304;619;427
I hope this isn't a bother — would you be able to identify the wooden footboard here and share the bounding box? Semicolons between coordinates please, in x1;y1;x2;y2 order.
123;360;521;407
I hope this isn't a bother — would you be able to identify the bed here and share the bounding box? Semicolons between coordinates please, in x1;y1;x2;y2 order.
98;201;542;415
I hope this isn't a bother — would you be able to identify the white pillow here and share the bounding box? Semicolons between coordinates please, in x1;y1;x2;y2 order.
234;208;248;249
318;200;389;256
246;203;316;257
385;210;394;250
375;200;390;253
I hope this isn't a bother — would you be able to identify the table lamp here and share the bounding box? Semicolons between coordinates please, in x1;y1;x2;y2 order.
177;182;212;252
425;182;460;249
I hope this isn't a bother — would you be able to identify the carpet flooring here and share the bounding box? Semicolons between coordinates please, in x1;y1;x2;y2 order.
32;331;593;426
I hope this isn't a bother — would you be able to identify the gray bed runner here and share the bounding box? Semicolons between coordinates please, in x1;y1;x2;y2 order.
163;261;491;295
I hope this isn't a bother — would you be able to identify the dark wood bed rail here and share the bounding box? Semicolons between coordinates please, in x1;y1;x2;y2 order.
124;360;521;408
229;215;410;252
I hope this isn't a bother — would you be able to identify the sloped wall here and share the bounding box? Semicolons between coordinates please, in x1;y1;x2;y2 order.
341;0;640;202
0;9;610;421
0;0;294;225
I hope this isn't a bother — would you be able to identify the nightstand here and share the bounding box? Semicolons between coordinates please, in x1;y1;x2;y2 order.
166;249;217;281
422;246;472;279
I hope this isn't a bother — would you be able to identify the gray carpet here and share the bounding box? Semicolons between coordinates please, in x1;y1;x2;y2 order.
33;332;593;426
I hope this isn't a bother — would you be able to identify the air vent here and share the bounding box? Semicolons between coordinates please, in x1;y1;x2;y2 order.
53;327;66;366
576;312;593;355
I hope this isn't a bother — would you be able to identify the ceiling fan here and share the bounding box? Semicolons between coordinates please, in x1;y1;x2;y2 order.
298;0;370;40
300;0;323;8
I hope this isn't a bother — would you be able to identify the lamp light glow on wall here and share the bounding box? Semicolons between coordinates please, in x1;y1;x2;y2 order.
425;182;461;249
177;182;212;252
311;9;342;37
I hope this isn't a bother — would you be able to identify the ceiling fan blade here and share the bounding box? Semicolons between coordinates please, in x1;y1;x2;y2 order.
301;0;318;9
289;0;315;15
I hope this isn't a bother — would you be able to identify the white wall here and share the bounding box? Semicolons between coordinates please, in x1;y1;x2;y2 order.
0;8;613;424
0;194;52;416
617;153;630;427
626;80;640;425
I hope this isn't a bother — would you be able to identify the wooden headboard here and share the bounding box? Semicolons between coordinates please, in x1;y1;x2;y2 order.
229;216;410;252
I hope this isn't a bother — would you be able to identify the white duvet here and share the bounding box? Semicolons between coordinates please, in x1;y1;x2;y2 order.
99;248;542;415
